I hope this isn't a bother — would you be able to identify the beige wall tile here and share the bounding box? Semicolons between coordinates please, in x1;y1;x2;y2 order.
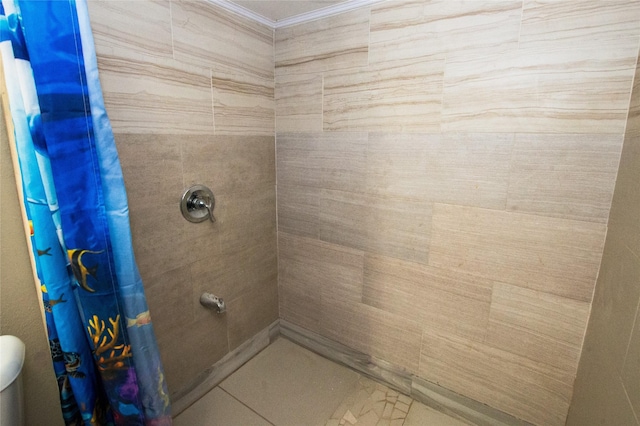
275;9;369;74
486;283;590;373
623;305;640;420
275;71;323;132
171;0;273;79
87;0;173;62
428;203;606;301
98;56;214;134
276;183;321;239
442;46;637;133
276;132;367;192
212;70;274;136
323;57;444;132
420;331;574;425
369;0;521;62
507;133;623;223
519;0;640;51
628;64;640;135
279;283;323;333
366;133;513;209
226;280;279;350
363;254;492;341
144;264;195;338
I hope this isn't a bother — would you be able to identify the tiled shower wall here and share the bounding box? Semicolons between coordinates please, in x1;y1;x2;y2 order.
86;0;277;398
275;1;640;425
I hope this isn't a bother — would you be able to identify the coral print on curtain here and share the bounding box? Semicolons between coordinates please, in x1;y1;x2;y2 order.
0;1;171;424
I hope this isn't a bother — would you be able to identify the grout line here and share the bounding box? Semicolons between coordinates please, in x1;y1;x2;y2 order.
218;387;277;425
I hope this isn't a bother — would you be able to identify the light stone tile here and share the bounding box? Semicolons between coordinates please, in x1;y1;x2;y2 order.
363;254;492;342
486;283;590;373
220;338;360;426
275;9;369;74
428;203;606;301
171;0;274;79
226;280;279;351
276;132;368;192
173;387;271;426
369;0;521;62
320;300;422;374
507;134;623;223
279;282;322;333
366;133;514;209
87;0;173;62
144;264;195;338
442;46;638;133
419;330;574;426
323;57;444;132
403;400;472;426
622;304;640;419
276;183;321;238
519;0;640;51
98;56;213;134
212;70;274;136
275;71;323;132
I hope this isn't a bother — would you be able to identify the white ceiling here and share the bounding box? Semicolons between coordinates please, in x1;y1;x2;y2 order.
231;1;344;22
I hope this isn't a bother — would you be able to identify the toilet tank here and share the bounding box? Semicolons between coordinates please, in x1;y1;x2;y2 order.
0;335;26;426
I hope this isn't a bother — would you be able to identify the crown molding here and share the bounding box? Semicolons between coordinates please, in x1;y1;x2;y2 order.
208;0;388;29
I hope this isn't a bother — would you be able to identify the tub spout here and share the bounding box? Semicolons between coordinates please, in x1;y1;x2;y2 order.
200;293;226;314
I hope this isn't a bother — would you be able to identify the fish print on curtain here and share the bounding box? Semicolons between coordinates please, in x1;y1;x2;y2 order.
0;1;171;424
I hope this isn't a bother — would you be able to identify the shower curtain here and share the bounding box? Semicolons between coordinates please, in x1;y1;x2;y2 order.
0;1;171;424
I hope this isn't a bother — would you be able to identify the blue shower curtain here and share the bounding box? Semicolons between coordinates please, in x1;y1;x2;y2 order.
0;1;171;424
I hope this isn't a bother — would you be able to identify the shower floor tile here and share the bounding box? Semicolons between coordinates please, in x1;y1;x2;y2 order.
173;337;471;426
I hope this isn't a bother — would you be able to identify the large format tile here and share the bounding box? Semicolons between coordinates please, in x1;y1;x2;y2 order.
623;304;640;420
420;331;574;426
323;57;444;132
507;133;623;223
276;183;321;238
226;282;279;351
428;203;606;301
363;254;492;342
220;338;360;426
173;387;271;426
404;400;469;426
275;71;323;132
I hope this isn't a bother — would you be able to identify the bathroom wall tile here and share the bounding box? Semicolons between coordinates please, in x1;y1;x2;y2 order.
158;313;228;397
278;232;364;304
212;70;274;136
442;46;637;133
144;264;195;338
623;305;640;419
226;280;279;350
323;57;444;132
276;132;367;192
519;0;640;52
507;133;624;223
279;282;323;333
485;283;590;373
114;133;183;209
275;183;321;239
318;189;432;265
275;9;369;75
428;204;606;301
98;56;213;134
275;71;323;132
627;64;640;136
366;133;513;209
182;135;275;196
363;254;493;342
369;0;521;63
171;0;274;79
420;330;574;426
87;0;173;62
321;300;422;374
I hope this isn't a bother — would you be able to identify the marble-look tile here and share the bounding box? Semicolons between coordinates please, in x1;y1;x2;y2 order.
87;0;173;62
171;0;273;79
220;338;360;425
323;57;444;132
622;304;640;419
420;330;574;426
369;0;521;62
173;387;271;426
212;70;274;136
485;283;590;373
279;281;323;333
366;133;514;209
442;46;638;133
627;63;640;136
276;183;321;238
275;71;323;132
507;133;623;223
226;281;279;350
321;300;422;374
428;203;606;301
275;9;369;75
97;56;213;134
276;132;367;192
519;0;640;51
363;254;493;342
